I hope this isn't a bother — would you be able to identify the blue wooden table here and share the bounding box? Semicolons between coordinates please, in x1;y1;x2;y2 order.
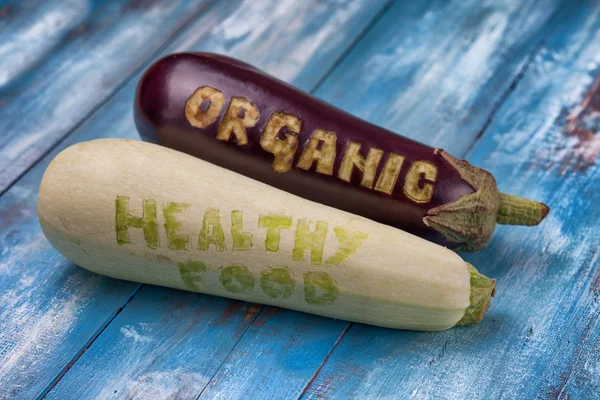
1;0;599;398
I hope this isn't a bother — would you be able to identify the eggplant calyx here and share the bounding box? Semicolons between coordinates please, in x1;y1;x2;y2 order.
423;150;549;251
456;263;496;326
423;150;501;251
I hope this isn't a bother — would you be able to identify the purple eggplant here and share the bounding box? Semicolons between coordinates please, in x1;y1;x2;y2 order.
134;53;548;251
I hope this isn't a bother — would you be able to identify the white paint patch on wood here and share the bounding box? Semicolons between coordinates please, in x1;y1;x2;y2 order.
120;325;153;344
0;245;98;386
0;0;89;88
204;0;368;83
95;368;208;400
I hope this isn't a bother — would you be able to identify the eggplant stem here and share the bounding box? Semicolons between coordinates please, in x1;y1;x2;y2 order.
497;193;549;226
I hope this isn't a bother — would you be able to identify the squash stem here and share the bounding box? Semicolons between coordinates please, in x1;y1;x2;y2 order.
457;264;496;326
497;193;549;226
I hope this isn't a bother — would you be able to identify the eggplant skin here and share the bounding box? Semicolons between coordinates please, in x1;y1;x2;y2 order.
134;53;475;248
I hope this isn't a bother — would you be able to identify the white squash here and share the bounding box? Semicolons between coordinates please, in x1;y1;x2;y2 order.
37;139;495;331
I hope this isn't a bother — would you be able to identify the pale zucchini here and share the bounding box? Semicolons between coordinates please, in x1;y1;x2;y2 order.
37;139;495;331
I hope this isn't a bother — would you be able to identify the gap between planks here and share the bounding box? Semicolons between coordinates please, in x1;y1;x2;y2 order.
295;2;573;396
296;323;351;400
191;2;397;396
309;0;396;95
9;0;565;396
5;0;217;394
39;284;143;399
459;2;566;159
460;39;547;159
24;0;396;396
193;306;262;399
0;0;217;200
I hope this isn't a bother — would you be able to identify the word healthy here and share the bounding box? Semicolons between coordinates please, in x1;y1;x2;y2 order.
116;196;370;305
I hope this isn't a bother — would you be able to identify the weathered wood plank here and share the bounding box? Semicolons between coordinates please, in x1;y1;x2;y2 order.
302;2;600;399
197;308;345;399
313;0;562;156
184;1;573;398
0;0;89;92
190;0;391;91
0;229;137;400
0;1;389;398
44;287;260;400
0;0;216;194
0;0;389;196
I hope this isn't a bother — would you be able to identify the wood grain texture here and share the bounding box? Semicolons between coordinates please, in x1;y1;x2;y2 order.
197;308;345;400
0;1;389;398
0;0;89;92
30;1;577;398
1;1;598;399
313;0;563;156
189;1;578;398
0;0;215;194
45;287;260;400
302;2;600;399
0;146;139;396
0;0;389;196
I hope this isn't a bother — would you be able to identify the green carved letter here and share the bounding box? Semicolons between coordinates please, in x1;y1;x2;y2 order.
326;227;368;266
304;272;338;305
231;210;252;251
258;214;292;252
163;202;191;250
219;264;254;293
292;219;328;265
197;208;226;251
260;266;294;299
178;260;207;291
115;196;159;249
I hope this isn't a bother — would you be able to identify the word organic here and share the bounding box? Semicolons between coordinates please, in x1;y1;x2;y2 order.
185;86;438;204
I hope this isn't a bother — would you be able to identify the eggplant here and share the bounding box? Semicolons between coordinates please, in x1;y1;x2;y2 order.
134;53;548;251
